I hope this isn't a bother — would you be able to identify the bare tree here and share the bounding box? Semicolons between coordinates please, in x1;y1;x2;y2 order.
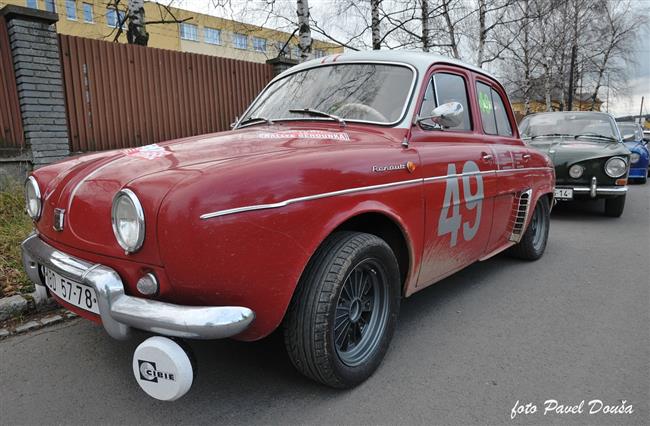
371;0;382;49
297;0;313;61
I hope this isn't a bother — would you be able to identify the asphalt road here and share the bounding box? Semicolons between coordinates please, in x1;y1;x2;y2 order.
1;185;648;425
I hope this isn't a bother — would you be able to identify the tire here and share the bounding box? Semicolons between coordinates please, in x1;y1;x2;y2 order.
508;196;550;260
604;195;626;217
283;231;401;388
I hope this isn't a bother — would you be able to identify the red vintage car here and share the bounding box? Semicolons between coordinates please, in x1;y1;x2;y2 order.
22;51;554;394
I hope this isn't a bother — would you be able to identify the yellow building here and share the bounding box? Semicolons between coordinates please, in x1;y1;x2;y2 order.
0;0;342;62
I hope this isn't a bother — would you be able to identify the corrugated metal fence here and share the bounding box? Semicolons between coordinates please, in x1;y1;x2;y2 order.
0;17;24;152
59;35;274;153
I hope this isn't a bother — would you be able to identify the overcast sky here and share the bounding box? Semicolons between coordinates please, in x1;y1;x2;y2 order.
166;0;650;118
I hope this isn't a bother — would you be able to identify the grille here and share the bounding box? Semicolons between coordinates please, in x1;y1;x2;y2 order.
509;189;532;243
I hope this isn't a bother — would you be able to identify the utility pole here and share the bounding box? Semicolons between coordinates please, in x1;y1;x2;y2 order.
639;96;645;124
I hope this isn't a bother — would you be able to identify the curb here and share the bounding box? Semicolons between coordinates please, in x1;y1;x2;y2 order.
0;310;78;339
0;285;56;321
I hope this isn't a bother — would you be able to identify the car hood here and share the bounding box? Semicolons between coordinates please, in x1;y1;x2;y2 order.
529;138;629;164
624;141;648;154
33;124;399;263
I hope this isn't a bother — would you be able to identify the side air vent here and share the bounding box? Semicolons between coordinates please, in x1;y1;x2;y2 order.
509;189;532;243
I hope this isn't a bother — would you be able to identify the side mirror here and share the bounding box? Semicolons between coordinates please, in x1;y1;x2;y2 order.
417;102;464;128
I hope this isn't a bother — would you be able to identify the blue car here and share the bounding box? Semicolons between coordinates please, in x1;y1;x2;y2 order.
618;122;649;184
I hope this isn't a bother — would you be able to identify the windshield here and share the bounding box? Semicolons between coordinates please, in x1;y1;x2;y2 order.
618;122;643;142
240;63;415;126
519;112;619;142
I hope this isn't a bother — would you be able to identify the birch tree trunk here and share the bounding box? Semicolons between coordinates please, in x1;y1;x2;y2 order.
442;0;460;59
476;0;486;67
421;0;430;52
126;0;149;46
371;0;381;50
296;0;312;62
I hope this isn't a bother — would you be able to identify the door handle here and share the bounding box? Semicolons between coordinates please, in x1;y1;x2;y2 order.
481;152;493;162
523;153;532;162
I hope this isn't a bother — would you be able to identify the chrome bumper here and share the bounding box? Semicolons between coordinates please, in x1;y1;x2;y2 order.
559;177;628;198
21;234;255;340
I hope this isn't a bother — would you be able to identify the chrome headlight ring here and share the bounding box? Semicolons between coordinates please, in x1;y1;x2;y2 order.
111;189;145;253
604;157;627;178
629;153;640;164
25;176;42;220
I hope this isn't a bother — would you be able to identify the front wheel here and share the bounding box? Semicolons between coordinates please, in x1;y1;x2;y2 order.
604;195;626;217
508;196;550;260
283;232;401;388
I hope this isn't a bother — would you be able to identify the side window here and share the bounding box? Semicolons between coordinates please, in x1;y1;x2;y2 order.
418;72;471;131
477;82;497;134
492;89;513;136
477;81;513;137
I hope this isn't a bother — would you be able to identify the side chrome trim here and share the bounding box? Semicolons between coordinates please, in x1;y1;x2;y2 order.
200;166;554;220
495;167;552;174
200;178;423;220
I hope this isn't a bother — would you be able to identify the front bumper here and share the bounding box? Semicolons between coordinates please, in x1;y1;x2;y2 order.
21;234;255;340
557;177;627;199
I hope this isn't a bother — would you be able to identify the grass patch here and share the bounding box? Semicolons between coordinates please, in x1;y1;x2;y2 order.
0;179;34;298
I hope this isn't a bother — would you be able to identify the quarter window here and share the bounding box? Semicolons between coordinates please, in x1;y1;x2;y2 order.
204;27;221;45
180;23;198;41
233;33;248;49
477;82;512;136
419;73;472;131
65;0;77;20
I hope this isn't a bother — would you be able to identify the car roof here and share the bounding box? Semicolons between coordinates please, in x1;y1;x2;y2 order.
287;50;498;81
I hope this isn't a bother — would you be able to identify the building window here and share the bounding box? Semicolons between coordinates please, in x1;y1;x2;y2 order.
44;0;55;12
233;33;248;49
106;8;125;28
25;0;38;9
314;49;326;58
65;0;77;20
252;37;266;52
82;3;94;23
291;45;301;59
180;23;198;41
274;41;288;56
204;27;221;45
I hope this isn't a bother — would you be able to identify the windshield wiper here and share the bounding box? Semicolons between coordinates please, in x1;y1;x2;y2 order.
289;108;346;127
238;116;273;127
525;133;572;140
574;133;618;142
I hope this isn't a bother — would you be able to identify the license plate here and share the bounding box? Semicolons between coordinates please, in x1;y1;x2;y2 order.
554;188;573;200
43;267;100;314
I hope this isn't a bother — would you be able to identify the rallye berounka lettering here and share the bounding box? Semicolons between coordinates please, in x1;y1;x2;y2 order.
21;51;555;400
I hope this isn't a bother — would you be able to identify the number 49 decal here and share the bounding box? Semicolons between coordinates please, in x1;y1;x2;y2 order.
438;161;484;247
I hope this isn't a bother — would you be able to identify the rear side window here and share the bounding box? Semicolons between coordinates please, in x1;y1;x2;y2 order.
477;81;513;136
419;73;472;131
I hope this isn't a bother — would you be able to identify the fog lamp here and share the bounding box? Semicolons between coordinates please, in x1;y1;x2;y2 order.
136;273;158;296
569;164;584;179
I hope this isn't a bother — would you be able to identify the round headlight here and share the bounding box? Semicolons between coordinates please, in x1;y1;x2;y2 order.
111;189;145;253
24;176;42;220
604;157;627;178
630;153;640;164
569;164;584;179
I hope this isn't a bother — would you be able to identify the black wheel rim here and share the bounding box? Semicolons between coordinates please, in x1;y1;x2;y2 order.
334;259;390;367
530;203;547;250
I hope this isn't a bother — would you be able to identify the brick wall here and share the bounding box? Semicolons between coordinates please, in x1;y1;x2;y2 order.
2;5;69;167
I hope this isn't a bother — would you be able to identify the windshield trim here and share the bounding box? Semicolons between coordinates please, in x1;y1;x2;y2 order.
235;60;419;129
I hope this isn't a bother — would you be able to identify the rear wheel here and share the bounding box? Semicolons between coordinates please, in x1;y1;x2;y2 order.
604;195;626;217
283;232;400;388
508;196;550;260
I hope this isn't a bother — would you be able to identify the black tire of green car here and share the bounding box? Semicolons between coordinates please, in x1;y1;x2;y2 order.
508;196;550;261
283;231;401;388
604;195;626;217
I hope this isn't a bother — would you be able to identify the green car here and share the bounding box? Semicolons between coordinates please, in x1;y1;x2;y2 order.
520;112;631;217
